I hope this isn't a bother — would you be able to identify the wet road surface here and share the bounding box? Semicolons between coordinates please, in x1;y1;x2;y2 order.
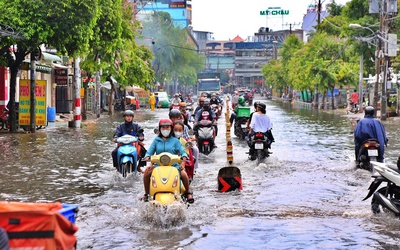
1;97;400;249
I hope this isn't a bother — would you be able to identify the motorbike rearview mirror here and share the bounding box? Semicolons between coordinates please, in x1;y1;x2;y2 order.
154;128;159;134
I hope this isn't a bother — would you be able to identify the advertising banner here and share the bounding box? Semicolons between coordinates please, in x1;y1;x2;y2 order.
19;79;47;126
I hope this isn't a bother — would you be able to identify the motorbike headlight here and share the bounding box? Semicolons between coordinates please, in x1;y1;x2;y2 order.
160;155;171;165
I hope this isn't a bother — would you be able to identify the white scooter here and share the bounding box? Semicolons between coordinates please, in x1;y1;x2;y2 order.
363;159;400;215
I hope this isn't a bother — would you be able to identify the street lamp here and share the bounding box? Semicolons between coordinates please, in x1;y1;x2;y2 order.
349;23;380;115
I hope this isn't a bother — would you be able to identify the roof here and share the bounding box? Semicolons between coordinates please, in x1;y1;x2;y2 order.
231;35;244;42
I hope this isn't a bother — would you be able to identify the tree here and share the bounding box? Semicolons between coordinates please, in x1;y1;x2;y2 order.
141;11;204;91
0;0;99;132
80;0;154;116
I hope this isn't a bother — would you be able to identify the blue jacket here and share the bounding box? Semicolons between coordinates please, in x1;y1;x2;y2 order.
145;136;188;160
113;122;143;138
354;115;388;157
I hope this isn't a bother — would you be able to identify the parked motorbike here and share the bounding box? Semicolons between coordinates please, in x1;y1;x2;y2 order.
357;139;381;171
197;119;215;155
363;159;400;216
149;152;186;205
0;107;30;131
115;134;142;177
234;117;249;140
248;132;271;165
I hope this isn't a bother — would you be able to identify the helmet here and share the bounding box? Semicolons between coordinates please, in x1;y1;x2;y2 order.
123;110;134;117
258;102;266;110
253;101;260;109
169;109;182;118
211;93;216;97
257;102;266;113
238;96;246;106
365;106;374;116
203;98;210;105
179;102;187;107
159;118;173;127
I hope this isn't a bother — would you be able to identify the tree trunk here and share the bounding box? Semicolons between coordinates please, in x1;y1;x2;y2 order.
8;63;18;132
108;75;114;116
82;77;89;121
331;87;335;109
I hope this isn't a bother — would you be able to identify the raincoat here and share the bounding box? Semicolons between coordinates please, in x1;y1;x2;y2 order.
354;114;388;162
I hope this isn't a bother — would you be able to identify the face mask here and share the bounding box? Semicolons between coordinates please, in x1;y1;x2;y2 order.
161;129;171;137
174;131;183;138
204;106;210;110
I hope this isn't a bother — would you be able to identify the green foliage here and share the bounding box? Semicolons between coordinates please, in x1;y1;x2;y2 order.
141;11;204;86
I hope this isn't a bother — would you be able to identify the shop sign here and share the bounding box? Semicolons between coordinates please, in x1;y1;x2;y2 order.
19;79;47;126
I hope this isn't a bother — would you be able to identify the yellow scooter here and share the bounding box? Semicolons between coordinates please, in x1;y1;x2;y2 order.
149;152;186;205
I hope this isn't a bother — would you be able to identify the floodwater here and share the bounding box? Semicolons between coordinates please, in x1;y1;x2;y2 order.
1;97;400;249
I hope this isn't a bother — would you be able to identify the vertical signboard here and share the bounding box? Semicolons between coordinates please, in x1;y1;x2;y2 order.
19;79;47;126
55;69;68;86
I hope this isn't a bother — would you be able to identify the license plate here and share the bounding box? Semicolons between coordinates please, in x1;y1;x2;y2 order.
368;149;378;157
255;143;263;149
241;124;247;128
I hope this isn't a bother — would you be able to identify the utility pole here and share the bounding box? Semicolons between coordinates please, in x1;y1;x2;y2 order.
380;1;389;120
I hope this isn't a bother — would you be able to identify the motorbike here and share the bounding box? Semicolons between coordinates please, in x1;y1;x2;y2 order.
0;107;30;131
183;140;195;184
115;134;142;177
363;159;400;216
149;152;187;205
248;132;271;165
347;102;359;114
357;139;381;171
234;117;249;140
197;119;215;155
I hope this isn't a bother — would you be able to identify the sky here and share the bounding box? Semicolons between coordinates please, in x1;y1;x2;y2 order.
191;0;351;41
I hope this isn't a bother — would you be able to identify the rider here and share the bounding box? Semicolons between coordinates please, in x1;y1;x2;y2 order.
350;89;359;110
170;93;181;110
229;96;246;126
170;109;200;173
112;110;146;170
248;102;274;155
141;119;193;203
194;98;218;140
179;102;192;130
354;106;388;163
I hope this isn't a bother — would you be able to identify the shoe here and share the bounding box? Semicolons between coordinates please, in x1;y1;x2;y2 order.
184;192;194;204
140;194;149;202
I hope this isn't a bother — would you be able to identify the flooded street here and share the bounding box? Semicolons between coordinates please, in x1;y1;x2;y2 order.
1;97;400;249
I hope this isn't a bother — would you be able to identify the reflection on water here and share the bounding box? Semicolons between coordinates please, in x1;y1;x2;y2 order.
1;102;400;249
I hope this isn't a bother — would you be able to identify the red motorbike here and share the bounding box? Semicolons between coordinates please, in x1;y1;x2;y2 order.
0;107;10;130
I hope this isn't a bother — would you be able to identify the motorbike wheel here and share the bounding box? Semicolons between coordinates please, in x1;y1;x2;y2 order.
121;162;129;178
371;186;400;214
203;144;210;155
256;150;264;165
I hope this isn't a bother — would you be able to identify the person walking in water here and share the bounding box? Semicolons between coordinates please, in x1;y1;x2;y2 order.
148;93;156;111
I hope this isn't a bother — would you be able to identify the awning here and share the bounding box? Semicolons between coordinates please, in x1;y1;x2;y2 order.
52;62;69;69
21;60;52;74
41;52;62;63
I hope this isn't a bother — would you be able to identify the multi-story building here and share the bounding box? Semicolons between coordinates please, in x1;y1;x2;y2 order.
134;0;192;28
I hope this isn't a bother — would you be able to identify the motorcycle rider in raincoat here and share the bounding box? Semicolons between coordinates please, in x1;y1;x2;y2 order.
354;106;388;162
